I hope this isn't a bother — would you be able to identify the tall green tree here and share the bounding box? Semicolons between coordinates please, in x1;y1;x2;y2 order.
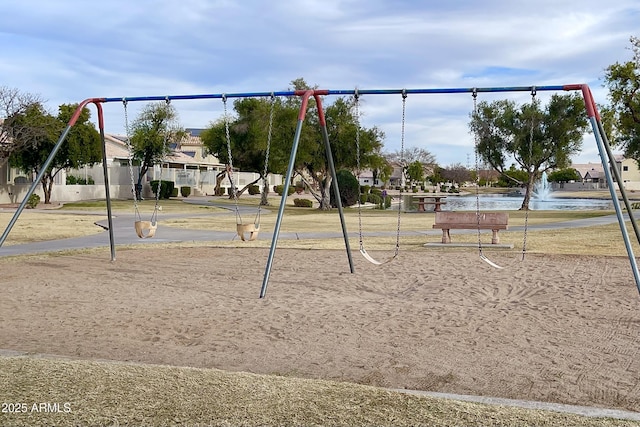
368;154;393;187
202;78;385;210
200;96;293;204
603;36;640;164
405;160;424;187
9;103;102;203
470;94;589;209
128;102;185;200
303;95;385;210
548;167;581;183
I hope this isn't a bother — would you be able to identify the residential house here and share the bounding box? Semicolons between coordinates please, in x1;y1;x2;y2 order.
611;155;640;190
0;128;283;204
569;163;606;189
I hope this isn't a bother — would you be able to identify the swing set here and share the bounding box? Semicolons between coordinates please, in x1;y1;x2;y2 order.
0;85;638;300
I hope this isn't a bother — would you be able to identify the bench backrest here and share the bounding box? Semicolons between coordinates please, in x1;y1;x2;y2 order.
434;211;508;226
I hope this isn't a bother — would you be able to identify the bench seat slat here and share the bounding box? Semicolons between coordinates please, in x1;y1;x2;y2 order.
433;223;508;230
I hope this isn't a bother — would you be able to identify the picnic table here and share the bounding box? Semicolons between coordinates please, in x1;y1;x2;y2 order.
413;195;447;212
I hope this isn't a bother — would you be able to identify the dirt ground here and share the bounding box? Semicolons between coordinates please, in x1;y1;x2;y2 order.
1;246;639;413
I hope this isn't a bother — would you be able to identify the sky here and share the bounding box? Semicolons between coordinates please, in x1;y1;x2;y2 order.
1;0;638;167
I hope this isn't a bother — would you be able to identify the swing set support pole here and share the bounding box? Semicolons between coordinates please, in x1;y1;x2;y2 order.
580;85;640;296
95;103;117;262
259;90;355;299
260;91;313;299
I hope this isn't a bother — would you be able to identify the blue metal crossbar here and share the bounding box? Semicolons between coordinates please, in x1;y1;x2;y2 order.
102;85;573;104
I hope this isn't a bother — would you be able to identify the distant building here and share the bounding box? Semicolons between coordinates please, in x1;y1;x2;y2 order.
572;163;606;184
611;155;640;189
0;128;283;204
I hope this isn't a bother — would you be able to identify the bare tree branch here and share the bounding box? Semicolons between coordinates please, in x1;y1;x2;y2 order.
0;86;46;160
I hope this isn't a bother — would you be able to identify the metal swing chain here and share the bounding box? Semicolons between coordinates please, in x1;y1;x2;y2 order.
395;90;407;256
521;87;536;260
150;97;170;224
223;95;243;225
123;99;142;222
256;93;275;226
354;90;366;251
472;89;485;257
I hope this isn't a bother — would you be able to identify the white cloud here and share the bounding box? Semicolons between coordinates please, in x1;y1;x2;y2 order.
0;0;637;166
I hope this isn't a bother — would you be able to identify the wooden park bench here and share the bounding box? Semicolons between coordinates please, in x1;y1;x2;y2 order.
432;211;509;244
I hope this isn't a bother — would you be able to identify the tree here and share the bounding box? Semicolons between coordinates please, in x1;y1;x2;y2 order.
603;36;640;165
367;153;393;187
440;163;473;186
329;169;360;207
385;146;437;189
0;86;46;160
496;165;529;188
427;165;444;186
203;78;385;210
274;78;387;210
128;102;185;200
387;146;436;165
9;103;102;204
405;161;424;187
470;94;589;209
548;168;581;183
200;96;293;204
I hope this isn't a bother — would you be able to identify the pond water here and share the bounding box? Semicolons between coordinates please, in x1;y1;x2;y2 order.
402;194;615;211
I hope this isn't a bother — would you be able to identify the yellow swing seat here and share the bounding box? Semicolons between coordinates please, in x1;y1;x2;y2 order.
237;223;259;241
135;220;158;239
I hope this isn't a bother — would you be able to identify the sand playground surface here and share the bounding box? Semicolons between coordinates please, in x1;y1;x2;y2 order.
1;246;639;413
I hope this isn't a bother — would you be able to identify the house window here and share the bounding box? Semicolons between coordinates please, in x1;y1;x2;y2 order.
623;166;629;171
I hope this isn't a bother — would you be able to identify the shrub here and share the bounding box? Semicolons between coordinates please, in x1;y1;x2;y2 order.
367;193;382;205
248;184;260;195
180;186;191;197
274;184;295;196
370;187;382;196
361;185;371;195
293;198;313;207
151;180;175;199
383;195;392;209
330;170;359;208
26;193;40;209
66;175;95;185
359;194;368;204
